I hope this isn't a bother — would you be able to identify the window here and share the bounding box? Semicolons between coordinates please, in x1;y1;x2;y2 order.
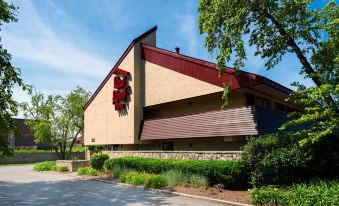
162;142;174;151
109;144;119;151
256;96;271;108
274;102;286;112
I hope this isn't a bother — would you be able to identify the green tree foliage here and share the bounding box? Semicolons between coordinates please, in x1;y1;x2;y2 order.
0;0;28;156
242;133;339;186
198;0;338;143
21;86;91;159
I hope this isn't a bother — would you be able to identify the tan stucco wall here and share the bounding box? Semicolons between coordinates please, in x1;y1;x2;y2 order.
84;32;156;145
84;47;135;145
144;61;223;106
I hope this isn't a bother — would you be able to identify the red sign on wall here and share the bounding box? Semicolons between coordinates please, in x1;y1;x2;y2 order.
112;68;130;110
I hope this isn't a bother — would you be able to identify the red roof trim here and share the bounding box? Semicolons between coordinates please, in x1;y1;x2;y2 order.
141;44;292;94
141;44;261;89
84;26;157;110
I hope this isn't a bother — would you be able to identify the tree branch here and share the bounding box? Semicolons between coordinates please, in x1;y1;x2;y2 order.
261;8;338;112
67;127;82;160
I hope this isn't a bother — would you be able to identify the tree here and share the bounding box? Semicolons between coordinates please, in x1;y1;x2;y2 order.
21;86;91;159
0;0;28;156
198;0;338;143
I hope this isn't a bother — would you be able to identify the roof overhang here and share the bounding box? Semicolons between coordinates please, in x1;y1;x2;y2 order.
140;106;300;141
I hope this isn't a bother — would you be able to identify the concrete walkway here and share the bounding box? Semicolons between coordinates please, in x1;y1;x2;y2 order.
0;165;225;206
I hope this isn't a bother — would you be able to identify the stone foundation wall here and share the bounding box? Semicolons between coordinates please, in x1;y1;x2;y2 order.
0;152;85;164
56;160;89;172
102;151;241;161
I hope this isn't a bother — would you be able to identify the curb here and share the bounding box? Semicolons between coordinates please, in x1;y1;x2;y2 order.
67;173;252;206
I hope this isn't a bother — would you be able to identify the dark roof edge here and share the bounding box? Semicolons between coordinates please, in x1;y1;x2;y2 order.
84;26;157;110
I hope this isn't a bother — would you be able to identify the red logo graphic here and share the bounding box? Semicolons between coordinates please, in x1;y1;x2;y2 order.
112;68;130;110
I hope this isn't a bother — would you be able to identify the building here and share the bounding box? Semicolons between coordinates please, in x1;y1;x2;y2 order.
75;136;84;147
6;119;50;149
84;26;300;151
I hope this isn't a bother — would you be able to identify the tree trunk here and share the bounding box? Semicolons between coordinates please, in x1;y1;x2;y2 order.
54;145;61;159
62;140;67;160
67;128;82;160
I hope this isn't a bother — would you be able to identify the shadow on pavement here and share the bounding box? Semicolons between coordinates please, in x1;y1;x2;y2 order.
0;178;180;206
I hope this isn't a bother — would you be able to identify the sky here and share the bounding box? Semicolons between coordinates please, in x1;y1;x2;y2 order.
3;0;314;108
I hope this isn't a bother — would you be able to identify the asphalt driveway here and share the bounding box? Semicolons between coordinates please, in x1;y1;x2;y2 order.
0;165;225;206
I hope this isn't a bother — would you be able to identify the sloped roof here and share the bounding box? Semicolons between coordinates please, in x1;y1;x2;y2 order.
84;26;157;110
141;43;292;93
84;26;292;110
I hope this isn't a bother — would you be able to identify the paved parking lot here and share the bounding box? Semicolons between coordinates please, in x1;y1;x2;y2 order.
0;165;225;206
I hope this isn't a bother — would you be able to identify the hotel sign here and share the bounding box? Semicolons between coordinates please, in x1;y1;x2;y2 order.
112;68;130;110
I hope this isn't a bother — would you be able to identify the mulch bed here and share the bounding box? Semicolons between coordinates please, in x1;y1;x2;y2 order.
166;185;250;204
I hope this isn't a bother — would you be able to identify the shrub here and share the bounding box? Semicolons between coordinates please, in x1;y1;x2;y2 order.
90;153;109;171
250;180;339;205
88;145;104;153
110;165;129;178
146;175;167;189
51;165;59;171
189;174;208;188
241;133;339;186
33;161;56;171
161;170;189;186
120;171;146;186
120;171;167;189
250;186;288;205
67;147;85;152
57;166;69;172
77;167;98;176
105;156;247;188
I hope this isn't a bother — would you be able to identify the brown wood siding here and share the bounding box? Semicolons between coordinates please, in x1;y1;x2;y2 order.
140;106;258;140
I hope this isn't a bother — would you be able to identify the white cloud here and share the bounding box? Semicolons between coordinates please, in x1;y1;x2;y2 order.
2;0;112;82
175;1;199;55
179;14;197;54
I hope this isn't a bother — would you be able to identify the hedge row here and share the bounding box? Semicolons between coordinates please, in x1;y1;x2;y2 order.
104;156;248;188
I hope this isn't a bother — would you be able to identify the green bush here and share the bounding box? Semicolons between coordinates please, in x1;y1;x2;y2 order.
57;166;69;172
90;153;109;171
51;165;59;171
242;133;339;186
120;171;146;186
110;165;129;178
250;180;339;206
161;170;189;186
67;147;85;152
120;171;167;189
33;161;56;171
105;156;247;188
77;167;98;176
189;174;208;188
88;145;104;153
146;175;167;189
